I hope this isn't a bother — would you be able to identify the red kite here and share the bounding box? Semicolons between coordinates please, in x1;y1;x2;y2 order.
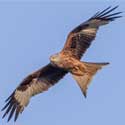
2;6;122;122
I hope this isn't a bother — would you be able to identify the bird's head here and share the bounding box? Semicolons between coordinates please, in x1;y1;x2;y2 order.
50;53;61;65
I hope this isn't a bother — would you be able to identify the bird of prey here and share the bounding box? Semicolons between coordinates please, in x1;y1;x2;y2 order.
2;6;122;122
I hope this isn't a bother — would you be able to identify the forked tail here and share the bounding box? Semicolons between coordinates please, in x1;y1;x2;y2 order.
72;62;109;97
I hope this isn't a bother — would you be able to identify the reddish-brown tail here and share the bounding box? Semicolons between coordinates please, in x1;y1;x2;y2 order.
72;62;109;97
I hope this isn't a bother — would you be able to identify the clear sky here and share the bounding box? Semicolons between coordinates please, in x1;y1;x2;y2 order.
0;1;125;125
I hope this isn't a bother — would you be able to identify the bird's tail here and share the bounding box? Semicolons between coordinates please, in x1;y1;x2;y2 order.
72;61;109;97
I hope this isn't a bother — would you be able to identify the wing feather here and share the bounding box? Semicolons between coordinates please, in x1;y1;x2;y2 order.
62;6;122;59
2;64;67;122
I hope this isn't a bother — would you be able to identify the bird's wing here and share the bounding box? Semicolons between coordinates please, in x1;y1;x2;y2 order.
62;6;122;59
2;63;67;122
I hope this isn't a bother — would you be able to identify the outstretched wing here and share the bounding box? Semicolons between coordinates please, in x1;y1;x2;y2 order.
2;64;67;122
62;6;122;59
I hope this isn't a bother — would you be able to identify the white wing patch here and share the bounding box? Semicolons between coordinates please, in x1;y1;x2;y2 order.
82;28;97;34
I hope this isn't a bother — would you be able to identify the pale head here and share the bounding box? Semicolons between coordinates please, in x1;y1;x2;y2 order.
50;53;62;65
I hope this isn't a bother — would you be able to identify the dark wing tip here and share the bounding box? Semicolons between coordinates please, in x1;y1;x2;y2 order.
14;108;20;122
7;104;16;122
90;5;122;21
2;92;22;122
71;6;122;33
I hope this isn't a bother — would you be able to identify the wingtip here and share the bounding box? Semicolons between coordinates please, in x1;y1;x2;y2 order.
91;5;122;21
14;118;17;122
2;113;6;119
7;116;12;122
107;5;119;12
1;107;4;111
7;119;10;122
114;5;119;9
1;108;4;112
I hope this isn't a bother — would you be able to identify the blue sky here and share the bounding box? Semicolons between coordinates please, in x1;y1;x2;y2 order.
0;1;125;125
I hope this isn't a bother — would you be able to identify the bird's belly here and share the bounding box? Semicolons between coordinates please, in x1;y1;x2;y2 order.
53;57;86;75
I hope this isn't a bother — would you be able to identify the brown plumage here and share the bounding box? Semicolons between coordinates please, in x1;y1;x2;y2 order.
62;6;122;59
2;64;67;121
2;6;122;122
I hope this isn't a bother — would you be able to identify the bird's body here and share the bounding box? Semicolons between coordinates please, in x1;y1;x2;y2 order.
50;52;86;75
2;6;122;122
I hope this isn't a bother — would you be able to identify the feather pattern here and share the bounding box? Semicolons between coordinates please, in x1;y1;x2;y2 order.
2;64;67;122
62;6;122;59
1;6;122;122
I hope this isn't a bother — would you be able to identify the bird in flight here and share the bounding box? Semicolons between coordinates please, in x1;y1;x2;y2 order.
2;6;122;122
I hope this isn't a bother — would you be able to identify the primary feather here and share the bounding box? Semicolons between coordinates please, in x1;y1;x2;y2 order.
62;6;122;59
